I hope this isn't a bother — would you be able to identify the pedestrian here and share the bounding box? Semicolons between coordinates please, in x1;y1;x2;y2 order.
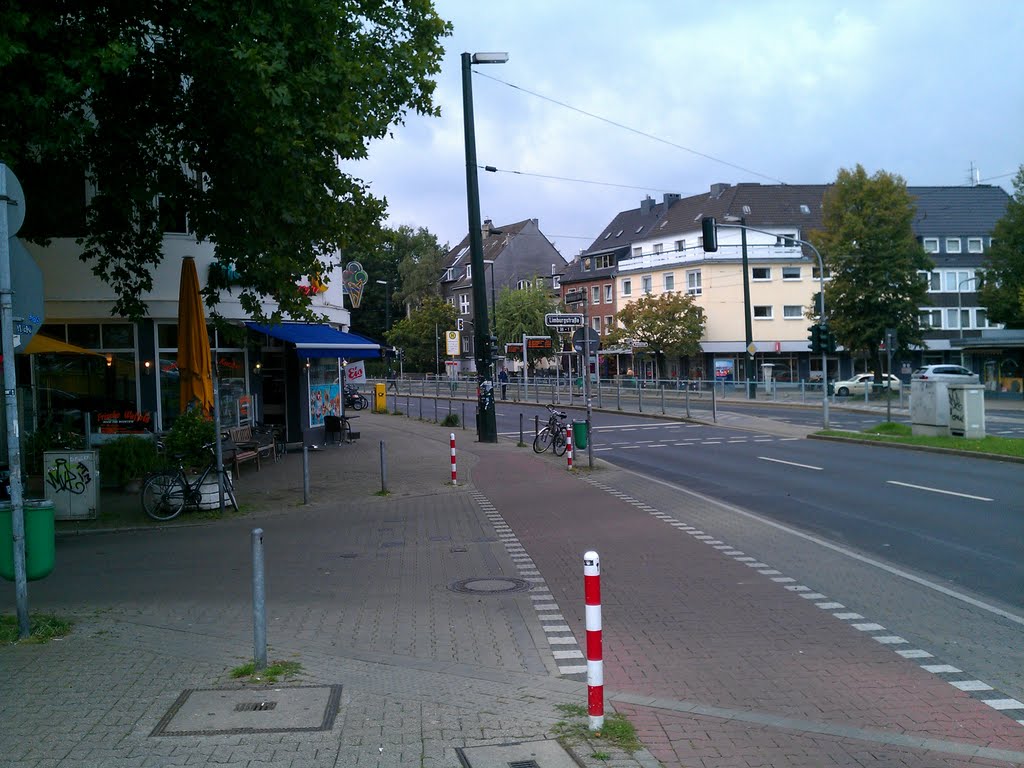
387;366;398;392
498;367;509;399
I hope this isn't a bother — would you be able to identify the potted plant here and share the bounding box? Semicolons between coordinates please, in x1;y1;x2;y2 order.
162;408;217;469
98;436;161;491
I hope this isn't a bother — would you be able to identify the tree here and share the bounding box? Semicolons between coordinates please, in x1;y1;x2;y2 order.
605;293;705;379
1;1;451;320
978;166;1024;329
385;296;455;373
394;225;449;311
811;165;932;370
494;286;559;371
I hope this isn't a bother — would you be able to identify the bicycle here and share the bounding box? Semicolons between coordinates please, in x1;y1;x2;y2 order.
533;404;569;456
141;441;238;521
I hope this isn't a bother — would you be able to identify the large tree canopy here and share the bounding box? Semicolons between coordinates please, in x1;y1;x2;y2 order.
385;295;455;373
978;166;1024;329
1;1;451;320
606;292;705;378
494;285;559;371
811;165;932;362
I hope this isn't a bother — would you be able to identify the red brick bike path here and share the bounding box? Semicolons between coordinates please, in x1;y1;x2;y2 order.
471;451;1024;766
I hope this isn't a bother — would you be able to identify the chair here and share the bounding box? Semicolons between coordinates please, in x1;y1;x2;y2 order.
323;415;343;445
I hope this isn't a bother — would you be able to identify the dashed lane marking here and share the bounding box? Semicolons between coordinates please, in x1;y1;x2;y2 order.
886;480;993;502
758;456;823;470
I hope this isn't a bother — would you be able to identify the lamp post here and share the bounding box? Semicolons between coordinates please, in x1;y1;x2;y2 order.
722;215;756;398
483;259;497;334
375;279;391;332
957;275;979;366
462;51;507;443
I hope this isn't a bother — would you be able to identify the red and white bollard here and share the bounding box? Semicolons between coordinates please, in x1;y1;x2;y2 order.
584;550;604;731
450;432;457;485
566;424;573;469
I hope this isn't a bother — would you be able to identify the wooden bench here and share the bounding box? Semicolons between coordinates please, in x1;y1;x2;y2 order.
223;426;273;474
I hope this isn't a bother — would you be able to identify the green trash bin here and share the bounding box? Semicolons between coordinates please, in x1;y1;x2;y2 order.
0;500;56;581
572;420;588;450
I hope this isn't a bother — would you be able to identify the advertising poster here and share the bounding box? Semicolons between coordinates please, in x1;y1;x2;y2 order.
308;359;342;427
714;359;735;381
344;360;367;384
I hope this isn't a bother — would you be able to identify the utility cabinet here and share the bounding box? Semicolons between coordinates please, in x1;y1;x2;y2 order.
947;384;986;439
43;450;99;520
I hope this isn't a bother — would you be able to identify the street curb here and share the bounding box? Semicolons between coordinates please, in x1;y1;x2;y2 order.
808;433;1024;463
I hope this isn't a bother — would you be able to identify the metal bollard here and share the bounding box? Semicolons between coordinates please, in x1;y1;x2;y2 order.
302;445;310;504
380;440;387;493
252;528;267;670
661;386;665;414
462;401;466;429
519;413;524;445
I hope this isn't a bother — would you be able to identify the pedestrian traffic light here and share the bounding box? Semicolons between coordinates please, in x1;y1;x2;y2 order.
701;217;718;252
808;324;822;354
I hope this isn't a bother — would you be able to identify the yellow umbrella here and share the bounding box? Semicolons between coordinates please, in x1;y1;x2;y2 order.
177;256;214;415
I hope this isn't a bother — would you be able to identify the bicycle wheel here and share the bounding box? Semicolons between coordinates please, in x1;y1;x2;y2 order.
533;427;553;454
553;425;568;456
142;472;187;521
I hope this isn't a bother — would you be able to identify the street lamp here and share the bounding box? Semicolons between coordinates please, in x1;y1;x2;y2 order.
957;275;979;340
721;215;756;399
483;259;497;334
375;279;391;332
462;50;508;443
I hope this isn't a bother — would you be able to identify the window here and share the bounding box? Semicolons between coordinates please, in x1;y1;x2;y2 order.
621;278;632;296
591;286;601;304
943;270;971;292
945;308;960;329
976;309;988;328
753;305;773;319
946;237;962;253
582;258;591;271
968;238;983;253
446;296;455;307
604;315;613;334
595;253;615;269
919;309;941;329
592;316;601;333
664;273;674;291
459;294;470;314
632;247;642;257
783;305;803;319
443;268;454;281
752;267;771;281
686;270;702;296
462;335;471;354
552;275;561;290
774;234;796;247
641;275;652;294
158;196;189;234
602;232;611;240
465;265;472;279
782;266;801;280
923;238;939;253
812;266;832;280
516;279;530;290
675;239;685;252
653;243;664;254
920;270;941;291
604;284;612;302
615;230;623;237
960;308;971;329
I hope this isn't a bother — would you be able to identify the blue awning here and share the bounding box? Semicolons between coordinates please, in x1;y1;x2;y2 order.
246;322;381;359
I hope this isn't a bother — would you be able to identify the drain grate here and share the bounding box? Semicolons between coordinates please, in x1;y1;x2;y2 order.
508;762;541;768
234;701;277;712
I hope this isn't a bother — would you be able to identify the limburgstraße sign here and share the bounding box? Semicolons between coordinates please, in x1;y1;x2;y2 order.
545;313;585;328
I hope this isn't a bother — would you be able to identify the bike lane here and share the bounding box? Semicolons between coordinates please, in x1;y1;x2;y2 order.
471;451;1024;767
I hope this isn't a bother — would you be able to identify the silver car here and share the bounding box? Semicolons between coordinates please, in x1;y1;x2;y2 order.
910;365;979;383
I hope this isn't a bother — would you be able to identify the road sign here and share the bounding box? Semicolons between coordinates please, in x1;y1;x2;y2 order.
573;327;600;355
564;288;585;304
445;331;460;356
746;342;757;357
545;313;584;328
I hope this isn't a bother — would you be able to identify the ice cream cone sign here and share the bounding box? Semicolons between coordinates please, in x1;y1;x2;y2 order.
342;261;368;308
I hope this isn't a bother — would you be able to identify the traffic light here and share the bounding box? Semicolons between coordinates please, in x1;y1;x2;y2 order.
807;324;822;354
701;217;718;252
457;318;464;332
823;326;837;354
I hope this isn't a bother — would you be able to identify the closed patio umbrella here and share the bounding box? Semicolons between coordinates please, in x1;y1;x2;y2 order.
177;256;214;414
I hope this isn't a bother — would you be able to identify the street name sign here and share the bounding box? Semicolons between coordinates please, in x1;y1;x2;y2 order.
545;313;584;329
563;288;585;304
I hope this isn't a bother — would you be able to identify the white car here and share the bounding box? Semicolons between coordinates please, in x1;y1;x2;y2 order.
833;373;902;396
910;365;980;383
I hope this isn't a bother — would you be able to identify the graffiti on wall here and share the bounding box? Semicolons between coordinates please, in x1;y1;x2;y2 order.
45;457;93;495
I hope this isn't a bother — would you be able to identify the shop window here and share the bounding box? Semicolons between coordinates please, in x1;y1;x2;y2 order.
67;324;101;349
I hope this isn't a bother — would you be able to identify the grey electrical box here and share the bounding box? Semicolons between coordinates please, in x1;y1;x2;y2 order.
43;450;99;520
947;384;986;439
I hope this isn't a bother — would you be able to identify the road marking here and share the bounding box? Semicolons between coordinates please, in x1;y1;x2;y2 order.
886;480;993;502
758;456;822;470
627;469;1024;627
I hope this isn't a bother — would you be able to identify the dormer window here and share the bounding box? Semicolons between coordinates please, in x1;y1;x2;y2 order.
635;225;643;233
603;232;611;240
615;229;623;237
465;265;472;279
443;268;453;281
800;204;811;214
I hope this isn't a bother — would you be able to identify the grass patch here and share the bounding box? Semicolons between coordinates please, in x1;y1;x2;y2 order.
819;424;1024;459
552;708;641;755
229;659;302;684
440;413;460;428
0;614;73;644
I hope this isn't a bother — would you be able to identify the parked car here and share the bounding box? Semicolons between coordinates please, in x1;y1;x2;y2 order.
910;365;980;383
833;373;902;396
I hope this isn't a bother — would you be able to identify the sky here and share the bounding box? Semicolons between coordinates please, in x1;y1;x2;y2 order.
351;0;1023;260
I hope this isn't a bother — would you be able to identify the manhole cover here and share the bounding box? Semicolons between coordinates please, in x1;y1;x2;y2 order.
449;577;531;595
150;685;341;737
457;740;577;768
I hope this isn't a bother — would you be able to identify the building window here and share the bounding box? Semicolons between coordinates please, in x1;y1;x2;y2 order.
923;238;939;253
920;270;941;291
604;284;612;302
675;239;685;252
752;267;771;281
621;278;632;296
158;196;189;234
968;237;983;253
686;270;702;296
459;293;470;314
976;309;988;328
782;266;801;280
945;308;960;329
591;286;601;304
919;309;941;329
462;335;471;354
632;247;642;257
753;305;773;319
653;243;664;254
783;305;803;319
582;258;591;271
774;234;796;247
604;315;613;334
641;275;652;294
465;265;472;279
592;316;601;332
664;273;674;291
443;268;454;281
943;270;972;292
946;237;961;253
595;253;615;269
552;275;561;290
446;296;455;307
812;266;832;280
